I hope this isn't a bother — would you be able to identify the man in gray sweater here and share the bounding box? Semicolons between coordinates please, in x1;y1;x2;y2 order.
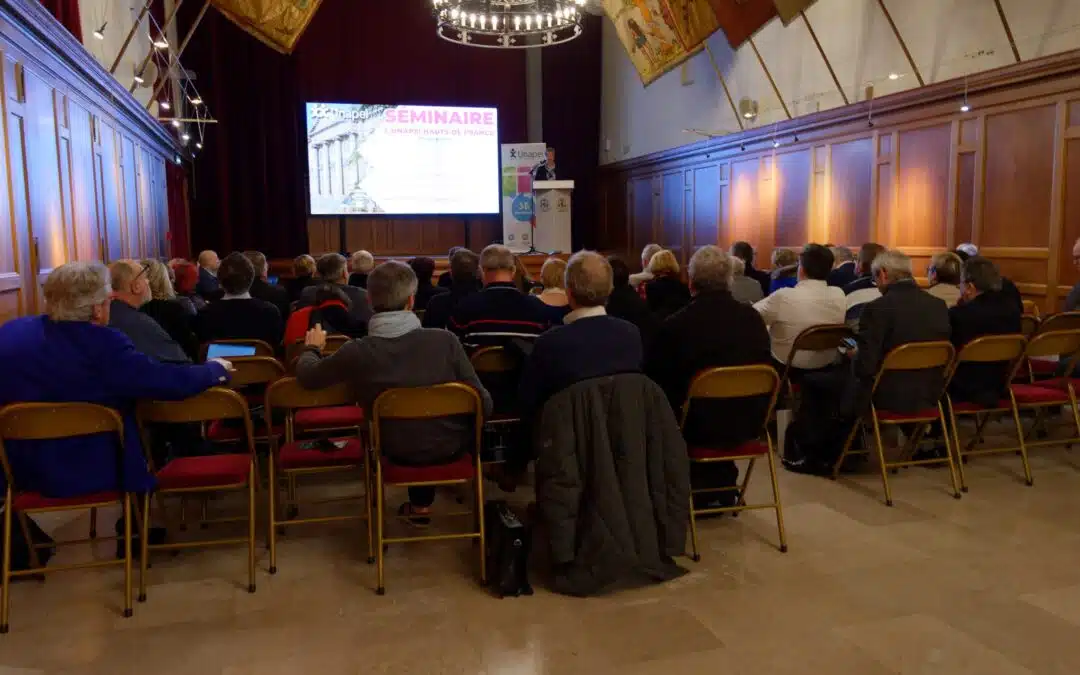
296;260;492;524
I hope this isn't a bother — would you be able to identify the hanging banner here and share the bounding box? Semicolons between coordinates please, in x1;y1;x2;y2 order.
709;0;777;48
602;0;721;86
210;0;325;54
772;0;819;25
501;142;546;253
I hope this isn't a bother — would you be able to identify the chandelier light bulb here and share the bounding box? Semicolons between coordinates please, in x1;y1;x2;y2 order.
189;96;203;105
960;104;970;112
434;0;584;48
153;37;169;49
772;139;780;148
160;100;171;110
171;120;180;128
133;73;145;84
181;132;190;142
195;142;203;149
93;22;107;40
888;72;900;80
491;14;498;29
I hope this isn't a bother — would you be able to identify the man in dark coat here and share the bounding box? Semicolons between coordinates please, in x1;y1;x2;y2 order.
731;241;771;298
535;373;690;597
827;247;857;288
606;256;659;350
244;250;291;321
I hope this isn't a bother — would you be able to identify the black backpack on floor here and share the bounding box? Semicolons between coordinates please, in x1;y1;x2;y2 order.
484;500;533;598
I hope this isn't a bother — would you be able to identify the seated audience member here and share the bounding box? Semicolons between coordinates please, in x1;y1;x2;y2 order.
437;246;462;288
768;248;799;294
423;248;480;329
948;257;1022;406
520;252;642;416
284;283;365;346
448;244;550;350
296;261;492;524
646;246;772;507
348;250;375;288
729;257;764;304
0;262;230;497
753;244;845;373
606;256;659;348
787;250;951;473
140;259;199;360
644;250;691;319
536;257;571;323
927;252;963;308
827;246;857;288
300;253;373;324
731;241;771;298
196;250;222;300
285;254;317;303
513;255;538;294
628;243;663;290
194;252;284;348
408;256;448;311
954;245;1024;313
170;260;204;314
844;243;887;323
1067;237;1080;310
109;259;191;364
244;250;291;320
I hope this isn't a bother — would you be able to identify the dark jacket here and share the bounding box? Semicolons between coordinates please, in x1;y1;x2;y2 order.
644;275;691;320
348;272;368;289
422;283;477;329
607;285;659;350
196;267;221;299
296;326;493;465
843;275;875;295
285;274;316;303
519;314;643;417
535;374;690;596
645;290;773;448
195;298;284;349
827;261;857;288
250;278;291;322
140;298;199;360
948;291;1022;406
745;263;772;298
448;282;550;350
855;280;952;413
109;300;191;364
415;282;449;311
300;282;373;324
0;316;227;497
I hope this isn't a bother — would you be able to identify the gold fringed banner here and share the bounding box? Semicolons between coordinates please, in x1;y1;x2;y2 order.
603;0;720;86
210;0;324;54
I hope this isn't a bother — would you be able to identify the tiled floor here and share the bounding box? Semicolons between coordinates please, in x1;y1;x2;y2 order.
5;441;1080;674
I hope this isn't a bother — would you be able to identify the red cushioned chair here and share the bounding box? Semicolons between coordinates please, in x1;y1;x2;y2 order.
135;388;258;601
1000;329;1080;460
832;341;961;507
0;403;135;634
1023;313;1080;381
778;324;853;410
943;334;1030;492
681;365;787;560
264;377;370;575
284;337;365;436
371;383;485;595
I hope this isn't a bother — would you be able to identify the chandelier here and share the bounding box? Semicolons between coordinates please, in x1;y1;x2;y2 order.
432;0;587;49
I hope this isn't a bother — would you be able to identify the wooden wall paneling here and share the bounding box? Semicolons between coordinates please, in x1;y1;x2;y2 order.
0;52;30;322
661;171;685;264
22;66;66;308
306;216;337;254
96;121;124;263
1060;137;1080;304
827;138;873;246
717;163;731;253
691;163;720;255
119;136;141;259
630;176;655;268
67;99;97;261
53;91;77;268
955;151;976;247
729;157;763;252
894;124;952;249
810;145;828;245
1047;100;1070;309
981;105;1057;248
466;216;499;252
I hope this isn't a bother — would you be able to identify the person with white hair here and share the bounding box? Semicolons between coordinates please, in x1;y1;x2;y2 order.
296;260;492;524
645;246;772;509
0;261;231;499
729;256;764;304
786;250;951;475
827;246;857;288
348;250;375;288
109;259;192;364
196;249;221;299
628;243;663;289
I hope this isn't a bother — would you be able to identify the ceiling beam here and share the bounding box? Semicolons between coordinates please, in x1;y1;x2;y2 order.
993;0;1022;63
876;0;924;86
801;10;848;106
749;38;791;119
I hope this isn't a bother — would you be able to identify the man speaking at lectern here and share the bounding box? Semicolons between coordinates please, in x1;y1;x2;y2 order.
531;146;557;181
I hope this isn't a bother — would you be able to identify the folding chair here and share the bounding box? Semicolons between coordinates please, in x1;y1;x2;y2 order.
206;356;286;443
285;336;349;373
681;365;786;559
778;324;854;406
135;388;258;600
832;341;961;507
1027;313;1080;379
0;403;135;633
470;346;524;465
265;378;370;574
199;339;276;362
1002;330;1080;458
1020;315;1040;339
283;338;365;435
1022;300;1041;319
943;334;1030;491
371;383;485;595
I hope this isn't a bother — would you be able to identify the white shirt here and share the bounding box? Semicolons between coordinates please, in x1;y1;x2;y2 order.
565;306;606;324
753;279;846;369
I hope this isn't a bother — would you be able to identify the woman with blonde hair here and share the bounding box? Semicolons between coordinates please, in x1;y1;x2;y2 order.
644;249;690;319
537;257;570;323
139;258;199;359
286;254;317;303
769;248;799;294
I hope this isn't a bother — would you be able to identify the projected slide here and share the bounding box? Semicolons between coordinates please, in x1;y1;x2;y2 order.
305;103;500;216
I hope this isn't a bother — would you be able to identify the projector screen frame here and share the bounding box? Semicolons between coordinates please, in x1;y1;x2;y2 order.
302;101;503;218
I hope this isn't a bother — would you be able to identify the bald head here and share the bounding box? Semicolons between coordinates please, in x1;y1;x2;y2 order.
565;250;613;309
197;250;220;273
109;259;151;307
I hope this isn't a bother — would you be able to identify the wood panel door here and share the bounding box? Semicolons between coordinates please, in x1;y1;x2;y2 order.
660;172;685;265
95;119;124;264
630;176;655;269
1;54;35;322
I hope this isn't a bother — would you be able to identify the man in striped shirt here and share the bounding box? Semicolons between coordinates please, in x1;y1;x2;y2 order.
449;244;552;351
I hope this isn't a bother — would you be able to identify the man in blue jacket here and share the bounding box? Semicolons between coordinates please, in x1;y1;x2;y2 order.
0;262;231;499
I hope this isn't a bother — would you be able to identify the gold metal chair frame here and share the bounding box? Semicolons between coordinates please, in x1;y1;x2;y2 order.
1022;300;1040;319
264;377;371;575
199;339;276;362
680;365;787;560
136;388;258;601
943;334;1031;492
371;383;486;595
778;324;854;408
832;341;962;507
0;403;134;634
286;335;351;374
470;346;524;466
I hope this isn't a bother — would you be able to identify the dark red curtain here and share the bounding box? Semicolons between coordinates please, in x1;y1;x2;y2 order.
180;0;528;258
166;163;190;259
38;0;82;41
